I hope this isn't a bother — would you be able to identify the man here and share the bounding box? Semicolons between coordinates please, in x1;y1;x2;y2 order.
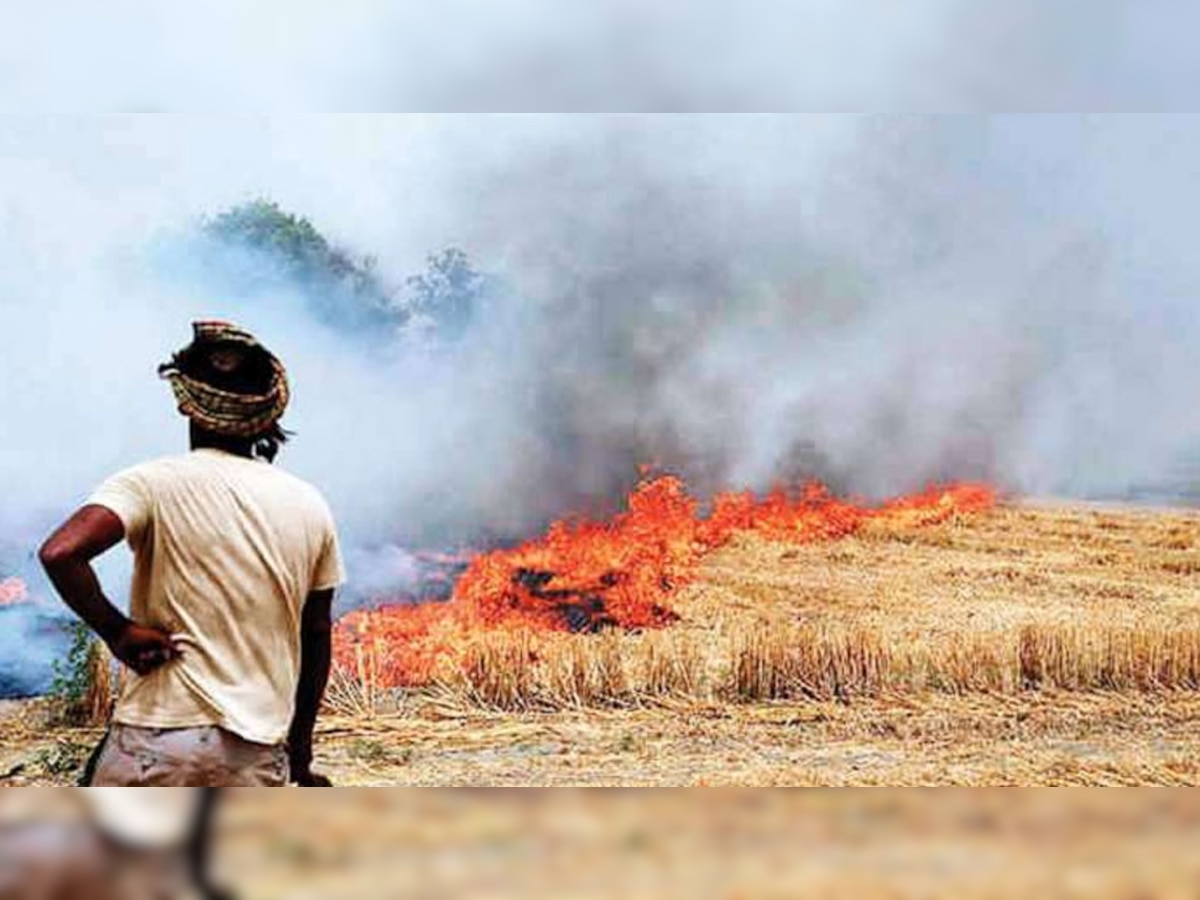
39;321;342;787
0;788;229;899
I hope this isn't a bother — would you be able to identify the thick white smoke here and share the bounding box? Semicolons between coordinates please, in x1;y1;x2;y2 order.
486;116;1199;506
1;114;1198;536
3;112;1200;682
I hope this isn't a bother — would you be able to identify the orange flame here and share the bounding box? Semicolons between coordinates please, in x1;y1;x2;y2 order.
334;477;996;688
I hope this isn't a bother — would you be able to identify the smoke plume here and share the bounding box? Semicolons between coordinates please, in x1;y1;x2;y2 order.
2;113;1200;682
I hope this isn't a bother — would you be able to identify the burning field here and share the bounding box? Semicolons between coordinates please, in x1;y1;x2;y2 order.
330;476;996;704
321;477;1200;724
310;490;1200;786
5;484;1200;787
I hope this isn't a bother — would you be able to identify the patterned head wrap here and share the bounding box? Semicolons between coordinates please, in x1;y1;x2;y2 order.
158;321;290;437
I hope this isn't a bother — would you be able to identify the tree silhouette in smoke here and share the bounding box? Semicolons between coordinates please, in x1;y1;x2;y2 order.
200;200;493;345
405;247;489;341
202;199;406;336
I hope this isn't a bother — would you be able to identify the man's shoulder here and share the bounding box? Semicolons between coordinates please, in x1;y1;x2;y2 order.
270;467;328;502
103;453;336;524
260;465;337;521
98;454;196;488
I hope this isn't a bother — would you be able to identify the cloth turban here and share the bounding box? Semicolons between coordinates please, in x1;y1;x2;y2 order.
158;321;290;437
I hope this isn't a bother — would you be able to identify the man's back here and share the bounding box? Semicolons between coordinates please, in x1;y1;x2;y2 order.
42;321;339;786
90;448;343;745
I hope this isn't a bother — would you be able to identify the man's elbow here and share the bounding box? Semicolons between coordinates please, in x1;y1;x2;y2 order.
38;537;74;573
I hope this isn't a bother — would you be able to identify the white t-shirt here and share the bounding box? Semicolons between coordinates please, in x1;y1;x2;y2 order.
89;449;345;745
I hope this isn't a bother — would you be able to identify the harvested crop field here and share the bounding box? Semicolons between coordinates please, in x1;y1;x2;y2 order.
3;499;1199;787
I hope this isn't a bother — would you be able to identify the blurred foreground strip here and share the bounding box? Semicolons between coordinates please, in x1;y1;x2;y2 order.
212;789;1200;899
0;788;202;899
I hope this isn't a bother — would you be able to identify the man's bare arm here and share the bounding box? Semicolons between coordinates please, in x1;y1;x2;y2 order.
39;505;177;675
288;588;334;786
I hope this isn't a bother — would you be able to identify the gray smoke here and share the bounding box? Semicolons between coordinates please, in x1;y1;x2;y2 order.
435;115;1200;514
3;112;1200;681
3;115;1198;538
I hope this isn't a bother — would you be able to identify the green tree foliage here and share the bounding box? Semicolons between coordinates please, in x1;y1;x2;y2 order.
202;200;497;342
203;200;404;335
406;248;488;340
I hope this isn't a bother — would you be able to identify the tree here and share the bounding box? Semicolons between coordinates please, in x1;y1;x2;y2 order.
201;200;405;336
405;248;487;340
199;201;498;343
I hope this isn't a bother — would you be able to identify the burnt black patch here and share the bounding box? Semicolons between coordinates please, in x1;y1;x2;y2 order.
512;569;625;632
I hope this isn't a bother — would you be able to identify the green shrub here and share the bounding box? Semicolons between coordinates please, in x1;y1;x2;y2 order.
50;621;97;726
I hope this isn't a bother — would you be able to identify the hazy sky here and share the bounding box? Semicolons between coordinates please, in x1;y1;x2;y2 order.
3;114;1200;544
0;1;1195;111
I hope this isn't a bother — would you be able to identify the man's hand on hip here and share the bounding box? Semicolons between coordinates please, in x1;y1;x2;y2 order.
108;622;182;676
